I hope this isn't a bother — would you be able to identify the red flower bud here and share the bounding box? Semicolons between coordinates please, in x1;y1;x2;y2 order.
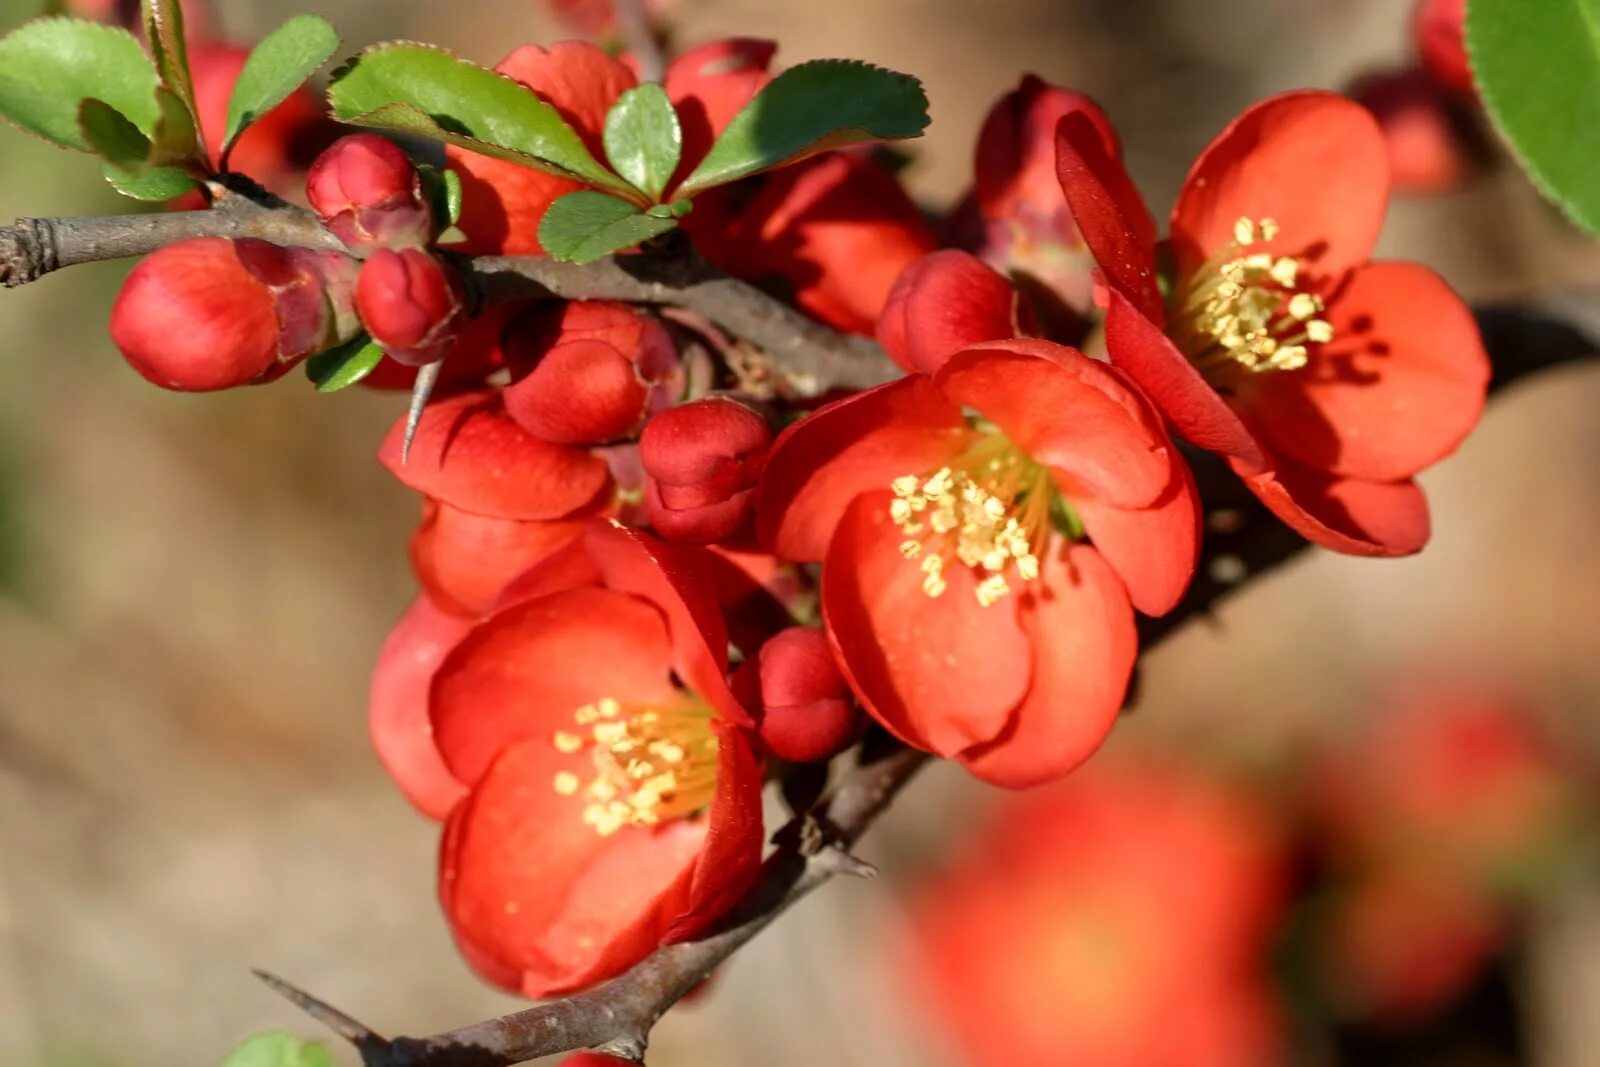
1413;0;1473;97
307;134;433;250
109;237;338;391
640;397;771;543
355;248;464;366
1350;70;1469;196
502;339;649;444
734;627;858;763
878;250;1020;374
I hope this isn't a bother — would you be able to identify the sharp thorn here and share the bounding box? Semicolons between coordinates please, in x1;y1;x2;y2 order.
252;969;387;1050
401;359;443;464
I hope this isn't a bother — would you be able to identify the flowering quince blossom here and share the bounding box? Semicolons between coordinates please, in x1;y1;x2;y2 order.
908;762;1288;1067
1056;90;1490;555
370;523;764;997
758;336;1199;787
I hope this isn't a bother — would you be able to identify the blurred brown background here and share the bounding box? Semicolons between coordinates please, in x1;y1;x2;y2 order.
0;0;1596;1064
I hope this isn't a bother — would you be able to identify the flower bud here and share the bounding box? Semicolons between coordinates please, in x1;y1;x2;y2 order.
502;338;649;444
1350;70;1469;196
355;248;464;366
110;237;340;391
878;250;1019;374
1413;0;1473;97
307;134;433;250
733;627;859;763
640;397;771;543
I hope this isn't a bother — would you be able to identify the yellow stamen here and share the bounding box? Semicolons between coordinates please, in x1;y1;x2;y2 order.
550;698;718;836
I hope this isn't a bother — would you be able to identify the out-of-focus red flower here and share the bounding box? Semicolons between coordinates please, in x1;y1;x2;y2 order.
542;0;672;39
110;237;351;390
503;301;682;445
307;133;434;250
449;39;773;255
878;250;1021;375
699;151;935;335
190;41;330;193
641;397;771;543
1414;0;1473;97
733;626;859;763
1057;90;1489;556
909;762;1287;1067
758;340;1199;787
424;525;764;997
949;75;1119;339
1350;70;1471;196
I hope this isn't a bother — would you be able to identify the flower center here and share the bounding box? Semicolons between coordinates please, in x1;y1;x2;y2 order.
1174;216;1334;379
889;433;1059;607
550;696;719;837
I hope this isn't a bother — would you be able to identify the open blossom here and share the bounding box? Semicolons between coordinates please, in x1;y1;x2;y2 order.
372;524;764;997
1057;90;1489;555
758;340;1198;787
908;762;1287;1067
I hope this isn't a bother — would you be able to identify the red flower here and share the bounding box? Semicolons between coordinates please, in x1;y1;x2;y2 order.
449;39;774;255
1349;70;1471;196
758;341;1199;787
909;762;1287;1067
425;524;764;997
1414;0;1473;97
1057;90;1489;555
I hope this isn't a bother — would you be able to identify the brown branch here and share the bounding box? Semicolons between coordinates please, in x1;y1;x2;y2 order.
258;291;1600;1066
612;0;666;83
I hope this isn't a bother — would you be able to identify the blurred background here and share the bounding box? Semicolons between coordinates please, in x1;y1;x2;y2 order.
0;0;1596;1064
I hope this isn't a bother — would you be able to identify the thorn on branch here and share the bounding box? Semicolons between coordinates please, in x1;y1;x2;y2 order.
252;969;389;1055
402;359;443;463
814;845;879;879
593;1033;649;1063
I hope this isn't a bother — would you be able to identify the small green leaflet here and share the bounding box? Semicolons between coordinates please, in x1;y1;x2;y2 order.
103;162;198;201
417;164;464;228
220;1032;335;1067
0;19;159;150
603;83;682;201
1468;0;1600;237
676;59;929;197
327;44;633;197
539;190;679;264
151;85;200;163
79;98;151;170
223;14;341;160
142;0;197;132
305;334;385;392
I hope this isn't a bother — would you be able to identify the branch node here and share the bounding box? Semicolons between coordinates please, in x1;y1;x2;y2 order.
1;218;59;288
813;845;879;879
252;969;389;1053
593;1032;649;1063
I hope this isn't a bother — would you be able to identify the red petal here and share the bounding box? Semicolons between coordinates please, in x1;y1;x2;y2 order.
368;596;471;820
757;377;971;562
1239;261;1489;482
446;148;582;256
877;250;1019;375
584;525;751;727
958;543;1135;787
439;735;703;997
671;720;765;939
411;501;590;617
487;535;605;612
936;341;1176;510
1104;288;1268;470
431;586;679;785
978;75;1122;225
496;41;636;156
1171;91;1389;283
1068;453;1201;616
379;392;612;521
1242;458;1431;557
664;38;776;186
1054;109;1161;320
822;492;1031;757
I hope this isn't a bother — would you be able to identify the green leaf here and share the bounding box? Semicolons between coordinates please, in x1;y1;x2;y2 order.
538;190;679;264
220;1031;335;1067
142;0;196;129
1467;0;1600;237
603;83;681;201
151;84;200;163
676;59;928;196
305;334;385;392
0;18;159;150
327;43;632;196
223;14;340;159
443;167;463;225
646;198;693;219
78;98;151;170
103;161;198;200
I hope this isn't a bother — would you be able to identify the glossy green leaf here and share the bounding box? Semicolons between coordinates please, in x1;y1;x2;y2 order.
327;43;631;196
0;18;158;150
538;190;679;264
142;0;196;128
443;167;463;225
676;59;928;196
223;14;340;158
603;83;681;200
305;334;385;392
78;98;151;170
646;198;693;219
151;84;200;163
1467;0;1600;236
103;161;198;200
220;1032;335;1067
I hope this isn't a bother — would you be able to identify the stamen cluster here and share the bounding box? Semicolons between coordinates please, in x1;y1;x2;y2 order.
552;697;719;837
890;458;1046;607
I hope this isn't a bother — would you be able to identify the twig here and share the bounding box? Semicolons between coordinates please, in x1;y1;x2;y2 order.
258;292;1600;1066
612;0;665;83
